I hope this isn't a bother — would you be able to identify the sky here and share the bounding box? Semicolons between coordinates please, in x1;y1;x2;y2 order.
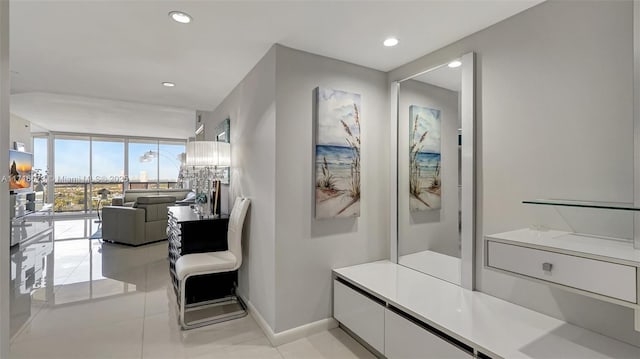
34;138;184;182
317;87;361;147
410;105;441;154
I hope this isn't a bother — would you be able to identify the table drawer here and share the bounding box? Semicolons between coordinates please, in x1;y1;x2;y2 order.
333;279;384;354
487;241;637;303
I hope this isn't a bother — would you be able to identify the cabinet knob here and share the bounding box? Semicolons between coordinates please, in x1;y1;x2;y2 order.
542;262;553;272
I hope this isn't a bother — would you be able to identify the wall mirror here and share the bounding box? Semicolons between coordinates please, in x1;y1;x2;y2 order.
213;117;231;184
395;52;475;289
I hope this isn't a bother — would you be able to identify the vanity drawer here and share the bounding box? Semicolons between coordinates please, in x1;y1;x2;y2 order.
487;241;637;303
333;279;385;354
385;309;473;359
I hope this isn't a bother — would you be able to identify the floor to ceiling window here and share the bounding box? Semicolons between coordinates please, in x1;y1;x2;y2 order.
38;134;185;214
159;141;186;187
128;140;160;189
54;136;90;213
91;137;125;206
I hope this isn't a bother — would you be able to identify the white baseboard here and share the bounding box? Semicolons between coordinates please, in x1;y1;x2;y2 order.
242;296;338;347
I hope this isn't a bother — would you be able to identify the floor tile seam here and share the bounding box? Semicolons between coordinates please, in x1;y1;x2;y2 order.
231;331;274;348
46;288;147;315
180;336;278;359
274;345;289;359
51;245;92;289
143;306;171;319
12;318;144;346
11;240;92;344
148;321;269;355
11;301;50;341
182;328;275;355
10;261;92;344
10;316;147;344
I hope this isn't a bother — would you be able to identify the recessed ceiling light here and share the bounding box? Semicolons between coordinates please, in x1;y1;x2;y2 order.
383;37;399;47
169;11;192;24
448;60;462;68
162;82;176;87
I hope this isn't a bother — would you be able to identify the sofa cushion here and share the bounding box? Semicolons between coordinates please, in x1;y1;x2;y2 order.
124;189;191;203
133;196;176;222
135;195;176;205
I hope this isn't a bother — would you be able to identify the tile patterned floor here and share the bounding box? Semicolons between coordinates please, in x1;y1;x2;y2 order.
10;219;374;359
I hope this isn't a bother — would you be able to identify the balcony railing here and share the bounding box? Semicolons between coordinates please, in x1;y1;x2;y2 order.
53;181;179;213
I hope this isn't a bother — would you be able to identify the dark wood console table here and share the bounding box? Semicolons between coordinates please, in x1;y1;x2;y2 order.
167;206;230;304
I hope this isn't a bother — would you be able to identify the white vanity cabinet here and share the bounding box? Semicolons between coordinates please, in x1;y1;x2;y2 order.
333;277;475;358
486;239;637;303
485;227;640;330
333;280;385;354
384;309;473;359
333;261;640;359
484;199;640;331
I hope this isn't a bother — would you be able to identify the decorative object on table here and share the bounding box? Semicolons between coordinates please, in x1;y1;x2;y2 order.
186;141;231;218
96;188;111;223
409;105;441;211
314;87;361;219
195;192;207;214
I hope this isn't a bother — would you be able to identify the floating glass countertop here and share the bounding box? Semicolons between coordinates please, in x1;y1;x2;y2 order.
522;199;640;212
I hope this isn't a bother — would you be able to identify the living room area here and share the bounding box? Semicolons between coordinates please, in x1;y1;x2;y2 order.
4;0;640;358
5;0;391;356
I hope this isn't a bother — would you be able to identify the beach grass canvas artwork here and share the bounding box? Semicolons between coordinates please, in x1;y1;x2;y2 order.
409;105;441;211
315;87;361;219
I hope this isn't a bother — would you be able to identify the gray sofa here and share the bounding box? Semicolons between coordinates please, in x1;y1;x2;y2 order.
112;189;192;207
102;195;177;246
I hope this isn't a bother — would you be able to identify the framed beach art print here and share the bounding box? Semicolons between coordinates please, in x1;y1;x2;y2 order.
409;105;441;211
314;87;361;219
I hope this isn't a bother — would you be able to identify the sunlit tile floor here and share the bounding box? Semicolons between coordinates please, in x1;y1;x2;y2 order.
10;218;374;359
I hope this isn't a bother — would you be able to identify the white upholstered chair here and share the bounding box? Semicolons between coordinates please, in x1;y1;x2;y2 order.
175;197;251;329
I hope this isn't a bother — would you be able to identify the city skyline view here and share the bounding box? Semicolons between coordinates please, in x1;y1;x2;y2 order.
33;137;185;183
31;136;186;212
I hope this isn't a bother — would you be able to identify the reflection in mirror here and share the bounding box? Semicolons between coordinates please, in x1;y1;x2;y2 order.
214;118;230;144
396;55;473;286
213;118;231;184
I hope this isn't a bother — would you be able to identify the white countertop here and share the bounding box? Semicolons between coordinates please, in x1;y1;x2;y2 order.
333;260;640;359
486;228;640;267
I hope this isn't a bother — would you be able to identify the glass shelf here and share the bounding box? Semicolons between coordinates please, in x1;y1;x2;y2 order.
522;199;640;212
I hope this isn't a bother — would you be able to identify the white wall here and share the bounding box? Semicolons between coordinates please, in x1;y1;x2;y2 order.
397;80;460;258
207;45;390;334
9;113;31;153
273;45;389;332
0;0;10;356
206;47;277;328
390;0;639;346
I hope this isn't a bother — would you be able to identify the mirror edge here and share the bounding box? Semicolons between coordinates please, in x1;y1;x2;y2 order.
460;52;476;290
390;81;400;264
633;0;639;250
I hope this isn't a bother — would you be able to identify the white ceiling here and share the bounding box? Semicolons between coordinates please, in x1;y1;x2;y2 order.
11;92;195;139
413;64;462;92
9;0;543;135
